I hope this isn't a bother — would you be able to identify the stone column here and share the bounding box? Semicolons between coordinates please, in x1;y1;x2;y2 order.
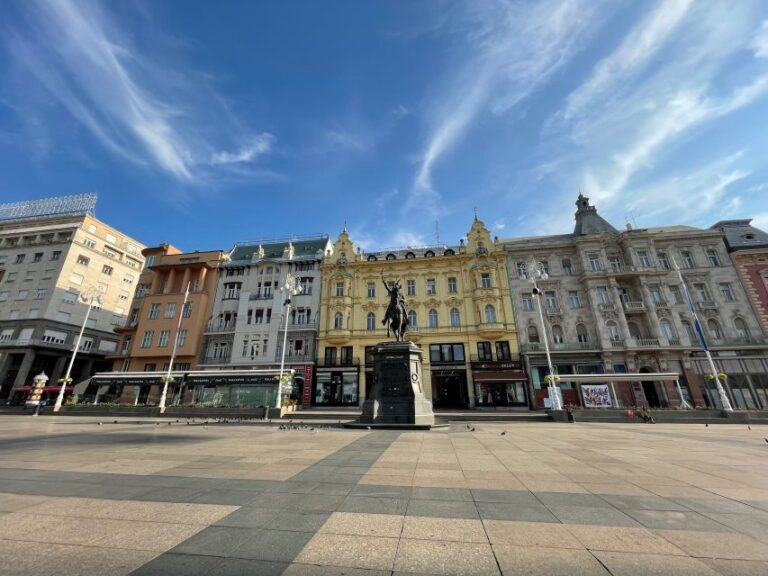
12;350;36;389
181;268;191;292
639;281;660;338
49;356;68;387
165;269;176;294
609;279;631;338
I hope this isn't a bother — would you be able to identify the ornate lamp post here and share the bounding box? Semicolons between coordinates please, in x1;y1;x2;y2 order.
277;273;302;409
525;257;563;411
53;288;103;412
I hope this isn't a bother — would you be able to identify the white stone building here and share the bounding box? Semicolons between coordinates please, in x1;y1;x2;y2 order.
200;235;332;405
503;195;768;410
0;194;145;401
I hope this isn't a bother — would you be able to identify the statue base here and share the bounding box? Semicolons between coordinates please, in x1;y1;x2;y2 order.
355;341;435;429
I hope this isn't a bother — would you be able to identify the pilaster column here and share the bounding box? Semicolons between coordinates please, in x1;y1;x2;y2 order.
181;268;191;291
49;356;68;387
165;269;176;294
609;280;631;338
13;350;36;389
639;281;660;338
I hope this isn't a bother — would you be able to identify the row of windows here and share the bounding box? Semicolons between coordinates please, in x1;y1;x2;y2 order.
332;305;498;330
140;329;187;348
519;282;737;311
514;247;723;278
365;248;456;261
1;250;62;267
147;302;192;320
1;231;72;248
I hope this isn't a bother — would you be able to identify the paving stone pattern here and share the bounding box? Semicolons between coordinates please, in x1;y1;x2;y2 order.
0;417;767;575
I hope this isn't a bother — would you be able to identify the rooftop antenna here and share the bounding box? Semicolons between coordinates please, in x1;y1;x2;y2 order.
473;206;478;221
625;210;638;230
435;220;440;244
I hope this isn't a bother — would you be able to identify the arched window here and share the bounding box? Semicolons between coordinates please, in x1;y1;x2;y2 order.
367;255;377;261
607;321;620;341
484;304;496;323
428;309;438;328
734;317;750;339
407;310;417;328
366;312;376;330
450;308;461;327
444;248;455;256
551;325;564;344
333;312;343;329
528;325;540;343
681;320;696;344
707;318;723;340
405;252;415;259
660;319;677;340
576;323;589;343
424;250;435;258
386;253;396;260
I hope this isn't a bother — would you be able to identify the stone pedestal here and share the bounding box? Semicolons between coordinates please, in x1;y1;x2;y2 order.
360;341;435;428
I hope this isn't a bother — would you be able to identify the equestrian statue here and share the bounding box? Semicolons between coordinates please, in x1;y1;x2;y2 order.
381;273;409;342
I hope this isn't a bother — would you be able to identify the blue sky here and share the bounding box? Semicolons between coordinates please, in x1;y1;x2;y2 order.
1;0;768;251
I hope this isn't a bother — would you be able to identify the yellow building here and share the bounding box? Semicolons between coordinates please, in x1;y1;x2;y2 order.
316;217;525;409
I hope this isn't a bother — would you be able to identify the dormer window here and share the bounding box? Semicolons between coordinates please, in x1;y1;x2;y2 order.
367;255;378;261
444;248;455;256
405;252;415;259
424;250;435;258
386;253;396;261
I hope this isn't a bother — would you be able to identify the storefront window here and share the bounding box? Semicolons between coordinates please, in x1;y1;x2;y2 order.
315;371;359;405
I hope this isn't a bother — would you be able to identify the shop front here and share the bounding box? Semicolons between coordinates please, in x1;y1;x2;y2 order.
314;367;360;406
431;366;469;408
471;360;528;408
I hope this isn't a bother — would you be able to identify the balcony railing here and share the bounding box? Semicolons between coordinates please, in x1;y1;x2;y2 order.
629;338;661;348
696;300;718;311
279;320;318;330
249;293;274;301
200;355;231;365
317;357;360;368
651;299;668;307
205;322;236;333
521;342;596;353
609;339;625;348
622;300;646;313
710;336;768;347
545;306;561;315
598;303;615;313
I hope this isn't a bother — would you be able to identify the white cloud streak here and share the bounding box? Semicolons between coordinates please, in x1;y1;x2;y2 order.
409;0;609;217
211;134;274;165
4;0;271;182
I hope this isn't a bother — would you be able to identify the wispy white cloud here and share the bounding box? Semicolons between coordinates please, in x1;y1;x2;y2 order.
534;0;768;226
753;20;768;58
408;0;611;217
4;0;271;182
560;0;693;123
211;134;274;165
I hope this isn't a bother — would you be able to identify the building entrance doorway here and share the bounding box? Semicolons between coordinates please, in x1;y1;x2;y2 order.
640;367;661;407
432;370;467;408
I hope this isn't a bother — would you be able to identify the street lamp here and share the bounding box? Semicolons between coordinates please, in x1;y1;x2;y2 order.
525;257;563;411
53;288;103;412
277;273;302;409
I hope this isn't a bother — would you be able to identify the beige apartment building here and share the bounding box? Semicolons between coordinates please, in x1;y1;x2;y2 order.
0;194;145;402
317;218;523;409
106;247;227;404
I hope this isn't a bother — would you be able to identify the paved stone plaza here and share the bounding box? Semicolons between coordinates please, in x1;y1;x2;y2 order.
0;417;767;575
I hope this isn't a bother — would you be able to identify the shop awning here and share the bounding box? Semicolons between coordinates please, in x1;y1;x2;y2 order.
472;370;527;382
13;386;74;393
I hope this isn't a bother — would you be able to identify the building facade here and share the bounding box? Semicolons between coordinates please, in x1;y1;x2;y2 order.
504;195;768;410
710;220;768;336
0;194;145;402
317;218;524;409
109;247;226;404
199;235;331;407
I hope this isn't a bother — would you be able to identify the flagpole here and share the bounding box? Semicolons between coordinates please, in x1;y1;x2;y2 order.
159;282;190;414
673;259;733;411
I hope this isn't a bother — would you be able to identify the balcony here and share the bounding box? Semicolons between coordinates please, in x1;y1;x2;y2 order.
317;356;359;368
205;322;236;333
608;339;625;348
477;322;506;340
520;342;597;353
628;338;661;348
249;293;274;301
651;299;669;308
545;306;561;316
598;303;615;313
696;300;718;311
279;320;318;331
622;300;646;313
710;336;768;348
325;328;351;345
200;355;231;365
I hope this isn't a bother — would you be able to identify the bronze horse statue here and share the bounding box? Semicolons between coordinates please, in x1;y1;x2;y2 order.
382;275;408;342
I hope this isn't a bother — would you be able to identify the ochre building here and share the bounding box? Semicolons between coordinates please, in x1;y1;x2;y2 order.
316;217;523;409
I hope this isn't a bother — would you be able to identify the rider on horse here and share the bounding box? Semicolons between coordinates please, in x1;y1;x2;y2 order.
382;274;408;341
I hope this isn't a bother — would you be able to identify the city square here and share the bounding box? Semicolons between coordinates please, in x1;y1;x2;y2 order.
1;416;767;576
